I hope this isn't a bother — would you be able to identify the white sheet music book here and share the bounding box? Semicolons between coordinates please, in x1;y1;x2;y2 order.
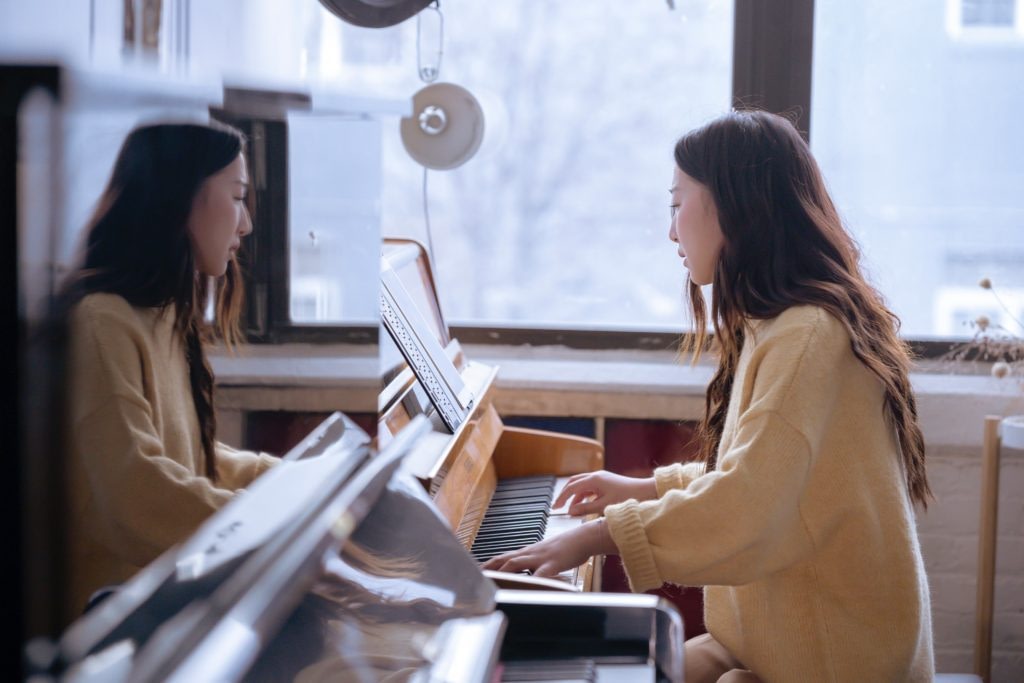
174;444;366;582
380;261;474;432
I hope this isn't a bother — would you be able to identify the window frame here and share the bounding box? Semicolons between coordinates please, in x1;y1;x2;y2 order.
246;0;988;358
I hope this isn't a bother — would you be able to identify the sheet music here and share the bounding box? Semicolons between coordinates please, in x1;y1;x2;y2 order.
380;262;474;431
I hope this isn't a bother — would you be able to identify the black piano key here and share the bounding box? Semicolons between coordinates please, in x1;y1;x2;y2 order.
472;534;545;550
471;475;558;559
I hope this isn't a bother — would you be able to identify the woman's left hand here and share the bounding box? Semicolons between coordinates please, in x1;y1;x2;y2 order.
480;519;619;578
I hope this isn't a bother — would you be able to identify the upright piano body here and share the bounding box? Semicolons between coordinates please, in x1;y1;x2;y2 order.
40;412;684;682
378;238;605;591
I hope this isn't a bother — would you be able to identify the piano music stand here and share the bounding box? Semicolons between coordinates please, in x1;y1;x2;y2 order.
380;249;474;432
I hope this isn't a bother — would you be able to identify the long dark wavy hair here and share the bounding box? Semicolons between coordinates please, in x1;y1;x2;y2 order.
54;121;248;482
676;110;931;508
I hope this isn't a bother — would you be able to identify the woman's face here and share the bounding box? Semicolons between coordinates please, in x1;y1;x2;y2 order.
188;153;251;277
668;166;724;287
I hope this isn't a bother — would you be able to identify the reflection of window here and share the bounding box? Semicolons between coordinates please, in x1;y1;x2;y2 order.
287;114;380;325
290;276;343;322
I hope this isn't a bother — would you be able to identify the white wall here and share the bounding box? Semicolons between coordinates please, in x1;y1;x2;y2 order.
922;444;1024;678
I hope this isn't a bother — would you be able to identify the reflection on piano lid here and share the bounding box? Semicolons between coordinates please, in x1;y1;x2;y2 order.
496;590;685;683
175;414;374;581
47;407;685;683
49;413;427;682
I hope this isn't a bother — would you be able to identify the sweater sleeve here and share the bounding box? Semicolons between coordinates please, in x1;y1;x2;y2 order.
215;442;278;490
606;411;815;590
605;308;851;591
653;462;705;497
70;302;237;567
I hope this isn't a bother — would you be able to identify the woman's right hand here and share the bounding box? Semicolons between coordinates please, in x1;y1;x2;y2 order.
553;471;658;517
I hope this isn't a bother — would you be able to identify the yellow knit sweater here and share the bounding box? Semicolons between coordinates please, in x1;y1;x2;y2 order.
604;305;934;682
65;293;276;624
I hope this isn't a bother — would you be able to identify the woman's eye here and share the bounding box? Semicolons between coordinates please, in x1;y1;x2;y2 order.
669;204;679;218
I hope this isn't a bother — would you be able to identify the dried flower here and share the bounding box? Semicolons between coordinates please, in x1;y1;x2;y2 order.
941;278;1023;384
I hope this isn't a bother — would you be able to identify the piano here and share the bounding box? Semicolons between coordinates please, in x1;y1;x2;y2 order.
377;238;605;591
35;411;684;682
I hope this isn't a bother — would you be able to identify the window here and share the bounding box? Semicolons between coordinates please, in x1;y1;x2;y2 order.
811;0;1024;339
328;1;734;329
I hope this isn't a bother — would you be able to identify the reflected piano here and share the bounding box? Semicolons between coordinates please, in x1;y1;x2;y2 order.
378;238;605;590
39;411;683;683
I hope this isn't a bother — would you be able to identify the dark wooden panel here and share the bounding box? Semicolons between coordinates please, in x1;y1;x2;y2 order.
733;0;815;138
244;411;376;456
603;418;705;637
502;415;596;439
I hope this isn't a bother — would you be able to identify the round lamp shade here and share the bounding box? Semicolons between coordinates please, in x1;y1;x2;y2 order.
317;0;433;28
400;83;485;170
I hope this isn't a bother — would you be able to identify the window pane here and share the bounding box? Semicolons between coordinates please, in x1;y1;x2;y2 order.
330;1;734;328
287;113;381;324
811;0;1024;339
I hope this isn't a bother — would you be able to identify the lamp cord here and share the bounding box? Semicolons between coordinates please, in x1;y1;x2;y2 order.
422;166;438;271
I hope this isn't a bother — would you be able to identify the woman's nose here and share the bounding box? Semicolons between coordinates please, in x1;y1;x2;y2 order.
668;222;678;243
238;206;253;237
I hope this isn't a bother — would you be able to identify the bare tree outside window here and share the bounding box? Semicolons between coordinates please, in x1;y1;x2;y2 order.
329;1;734;328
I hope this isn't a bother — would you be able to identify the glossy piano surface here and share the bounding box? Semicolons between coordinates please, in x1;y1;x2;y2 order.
47;408;684;683
240;470;503;682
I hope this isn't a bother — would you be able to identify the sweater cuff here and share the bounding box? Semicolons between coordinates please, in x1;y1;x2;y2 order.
255;452;279;476
604;500;662;592
654;465;686;497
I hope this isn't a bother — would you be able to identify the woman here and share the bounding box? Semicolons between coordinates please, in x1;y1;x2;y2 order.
484;110;934;682
57;122;276;623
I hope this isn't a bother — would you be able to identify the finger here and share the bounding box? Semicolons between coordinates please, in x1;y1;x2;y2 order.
558;492;583;514
568;493;605;517
481;553;514;570
500;555;540;575
554;478;589;509
533;562;561;579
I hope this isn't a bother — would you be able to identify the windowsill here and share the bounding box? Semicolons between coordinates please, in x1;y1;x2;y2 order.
209;343;379;413
210;343;1024;451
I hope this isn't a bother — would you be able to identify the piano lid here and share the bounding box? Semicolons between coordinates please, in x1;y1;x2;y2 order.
172;416;501;683
175;414;373;582
122;415;439;683
53;413;377;677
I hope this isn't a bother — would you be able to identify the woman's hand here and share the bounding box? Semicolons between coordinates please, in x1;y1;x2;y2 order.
481;519;619;578
553;471;658;517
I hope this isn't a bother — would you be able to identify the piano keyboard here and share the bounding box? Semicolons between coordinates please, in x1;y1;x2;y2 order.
469;475;582;584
